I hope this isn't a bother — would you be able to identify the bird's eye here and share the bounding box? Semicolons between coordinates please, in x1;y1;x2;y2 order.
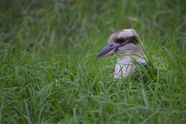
116;37;126;44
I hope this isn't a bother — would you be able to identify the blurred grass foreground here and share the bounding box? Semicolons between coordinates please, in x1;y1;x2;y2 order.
1;0;186;123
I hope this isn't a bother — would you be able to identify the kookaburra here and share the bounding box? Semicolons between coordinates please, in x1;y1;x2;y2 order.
97;29;148;80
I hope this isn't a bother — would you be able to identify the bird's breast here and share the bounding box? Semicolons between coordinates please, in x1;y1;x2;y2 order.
114;56;146;79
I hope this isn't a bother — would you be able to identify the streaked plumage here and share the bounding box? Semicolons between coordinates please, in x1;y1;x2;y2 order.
97;29;155;81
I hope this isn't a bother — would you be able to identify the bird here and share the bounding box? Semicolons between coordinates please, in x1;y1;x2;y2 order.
96;29;156;81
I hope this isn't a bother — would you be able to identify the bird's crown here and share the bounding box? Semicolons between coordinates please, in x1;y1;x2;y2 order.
108;29;140;44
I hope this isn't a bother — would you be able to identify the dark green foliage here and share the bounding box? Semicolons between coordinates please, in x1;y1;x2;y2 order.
0;0;186;123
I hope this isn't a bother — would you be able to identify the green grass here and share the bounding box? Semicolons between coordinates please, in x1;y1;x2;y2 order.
1;0;186;123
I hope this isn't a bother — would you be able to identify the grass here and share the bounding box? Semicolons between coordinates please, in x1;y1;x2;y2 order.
0;0;186;123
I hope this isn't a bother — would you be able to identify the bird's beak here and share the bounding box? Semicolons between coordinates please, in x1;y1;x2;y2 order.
96;43;120;58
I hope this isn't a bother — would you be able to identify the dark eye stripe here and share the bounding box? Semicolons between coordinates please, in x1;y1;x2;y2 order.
127;36;138;44
115;37;126;44
115;36;138;44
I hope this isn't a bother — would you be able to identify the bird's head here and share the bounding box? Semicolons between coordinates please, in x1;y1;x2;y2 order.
96;29;143;58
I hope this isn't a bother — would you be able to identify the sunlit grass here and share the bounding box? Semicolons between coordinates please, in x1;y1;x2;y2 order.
0;0;186;123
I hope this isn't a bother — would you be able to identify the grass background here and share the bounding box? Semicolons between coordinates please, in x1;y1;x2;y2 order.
1;0;186;123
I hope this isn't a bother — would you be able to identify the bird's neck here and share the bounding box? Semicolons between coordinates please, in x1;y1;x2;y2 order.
114;53;146;79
